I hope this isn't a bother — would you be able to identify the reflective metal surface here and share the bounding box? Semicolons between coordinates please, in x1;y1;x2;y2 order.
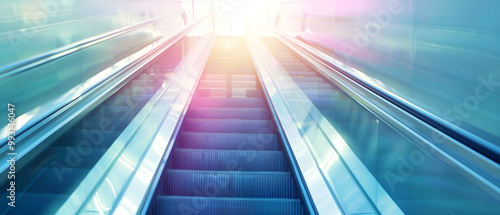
258;35;500;214
0;13;210;215
0;1;187;147
274;27;500;164
247;33;344;215
110;32;215;215
274;0;500;152
273;30;500;201
55;19;213;215
0;14;207;177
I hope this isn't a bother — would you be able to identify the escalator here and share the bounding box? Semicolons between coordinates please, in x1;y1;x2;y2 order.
260;38;378;159
0;39;185;215
3;33;498;215
147;37;306;215
259;37;500;214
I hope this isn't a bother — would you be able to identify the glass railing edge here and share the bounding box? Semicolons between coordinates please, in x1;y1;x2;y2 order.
271;28;500;200
247;32;353;215
0;12;184;79
54;19;214;215
0;15;209;184
272;29;500;164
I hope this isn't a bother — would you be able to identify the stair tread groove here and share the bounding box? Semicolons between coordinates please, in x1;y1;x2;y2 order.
151;37;304;215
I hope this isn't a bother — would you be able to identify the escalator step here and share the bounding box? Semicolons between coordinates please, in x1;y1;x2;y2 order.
200;74;229;81
198;81;259;89
183;119;274;133
205;60;253;65
230;82;260;89
148;38;305;215
173;149;287;171
231;76;258;82
194;89;263;98
191;97;266;108
201;74;257;82
204;69;255;75
198;81;227;89
160;170;296;198
179;132;280;151
152;196;303;215
186;107;269;120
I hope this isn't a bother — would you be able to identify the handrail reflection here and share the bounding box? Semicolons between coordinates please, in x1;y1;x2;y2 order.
56;15;213;215
272;28;500;164
0;12;185;79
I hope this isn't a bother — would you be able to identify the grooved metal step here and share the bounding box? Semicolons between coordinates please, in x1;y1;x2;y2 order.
190;97;267;108
186;107;269;119
178;132;280;151
183;118;274;133
152;196;303;215
194;88;263;98
160;170;297;198
172;149;288;171
148;37;305;215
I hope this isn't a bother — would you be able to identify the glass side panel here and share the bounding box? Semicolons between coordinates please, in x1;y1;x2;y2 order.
0;0;184;66
0;1;186;144
273;0;500;148
0;36;204;214
262;36;500;215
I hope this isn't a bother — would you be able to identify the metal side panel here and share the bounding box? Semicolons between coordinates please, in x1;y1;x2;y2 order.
0;16;210;188
0;12;188;147
146;36;307;215
247;34;353;215
272;29;500;203
110;32;216;215
54;32;215;215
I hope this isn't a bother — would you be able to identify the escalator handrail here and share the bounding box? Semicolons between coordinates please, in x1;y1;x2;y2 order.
271;29;500;197
0;11;188;148
55;15;213;215
0;14;209;179
0;11;186;79
115;31;216;215
272;29;500;164
246;33;343;215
